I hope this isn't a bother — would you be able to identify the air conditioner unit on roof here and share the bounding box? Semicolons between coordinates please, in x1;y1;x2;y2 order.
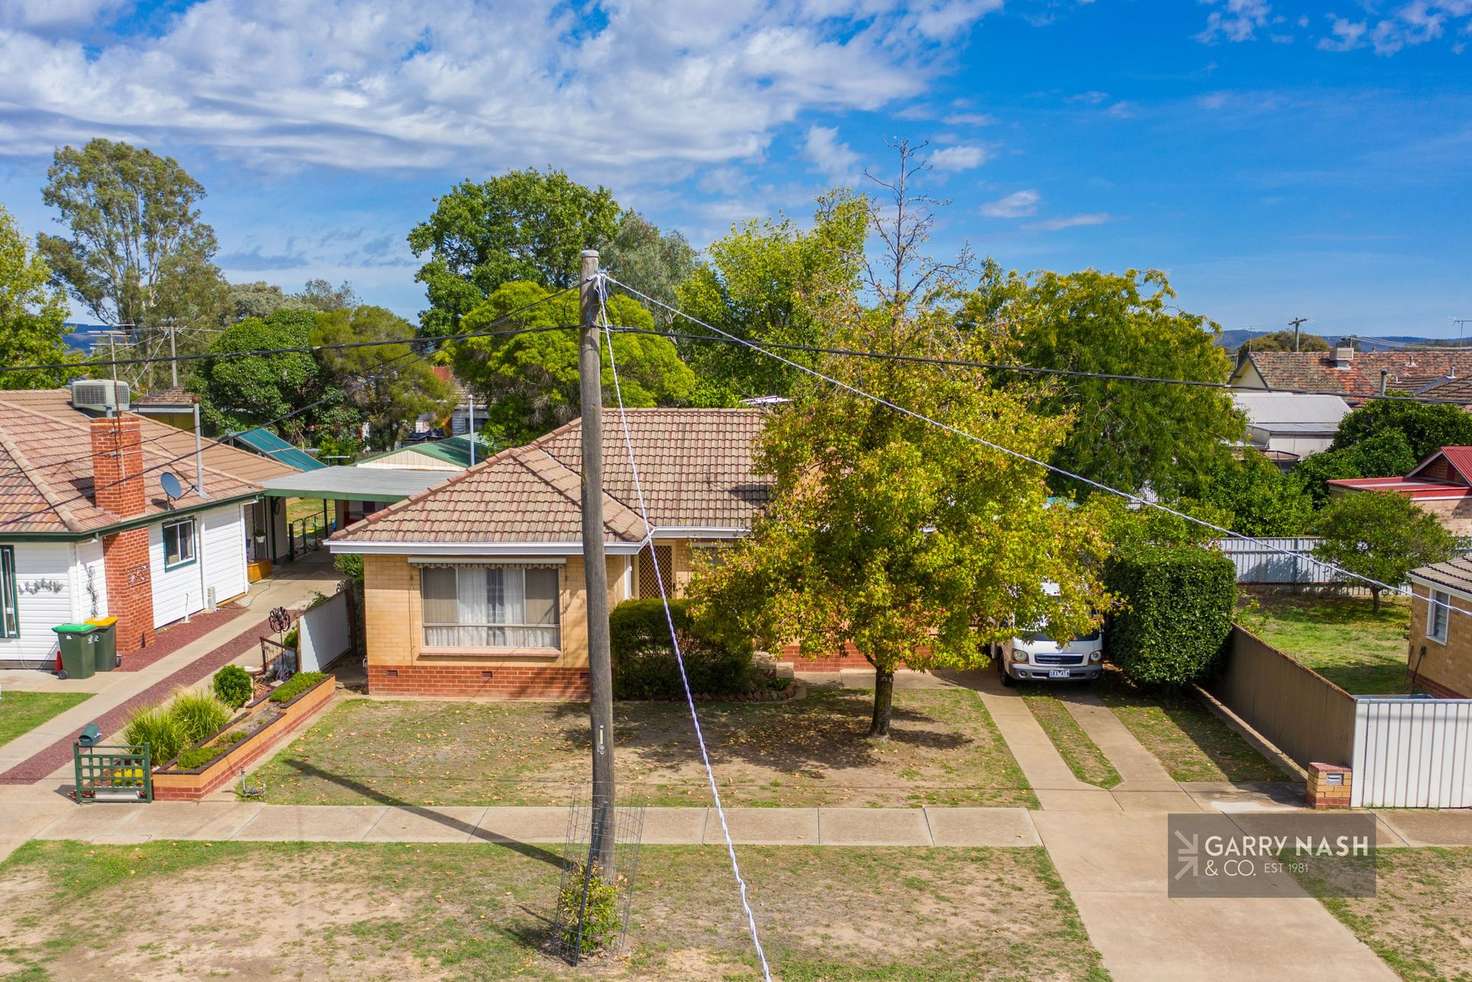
69;379;131;414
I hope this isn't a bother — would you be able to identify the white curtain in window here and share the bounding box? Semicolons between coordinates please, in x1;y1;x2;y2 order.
420;564;560;649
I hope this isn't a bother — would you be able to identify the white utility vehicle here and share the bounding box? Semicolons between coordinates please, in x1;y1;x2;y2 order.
994;581;1105;685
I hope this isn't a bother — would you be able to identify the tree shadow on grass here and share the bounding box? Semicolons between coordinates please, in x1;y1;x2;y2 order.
281;759;564;868
547;688;971;774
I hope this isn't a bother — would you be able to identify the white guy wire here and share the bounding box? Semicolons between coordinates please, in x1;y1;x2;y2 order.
605;273;1472;622
594;276;773;981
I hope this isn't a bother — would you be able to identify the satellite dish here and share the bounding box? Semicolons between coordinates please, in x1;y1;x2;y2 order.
160;472;184;504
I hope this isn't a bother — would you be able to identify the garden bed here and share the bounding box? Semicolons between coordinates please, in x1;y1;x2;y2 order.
152;672;336;801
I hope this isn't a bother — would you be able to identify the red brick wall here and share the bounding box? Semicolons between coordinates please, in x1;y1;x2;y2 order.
89;416;146;517
101;528;155;654
366;664;590;699
777;642;894;673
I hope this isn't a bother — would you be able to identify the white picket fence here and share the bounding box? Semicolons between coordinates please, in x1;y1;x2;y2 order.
1351;697;1472;808
1213;537;1342;585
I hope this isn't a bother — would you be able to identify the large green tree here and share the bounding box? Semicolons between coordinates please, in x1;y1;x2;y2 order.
689;301;1111;736
39;139;227;390
675;193;867;403
600;211;698;317
1292;429;1418;507
450;281;694;445
0;205;76;389
961;264;1244;496
1331;398;1472;463
1313;491;1456;611
314;306;455;449
194;308;325;438
408;168;621;336
1179;451;1316;536
1242;329;1331;353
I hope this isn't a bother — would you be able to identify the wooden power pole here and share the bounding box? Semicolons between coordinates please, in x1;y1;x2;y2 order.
1289;316;1309;353
578;249;616;868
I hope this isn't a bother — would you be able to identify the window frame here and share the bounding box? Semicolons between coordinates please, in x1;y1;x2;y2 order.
420;563;561;652
1428;589;1451;645
162;517;198;571
0;546;18;639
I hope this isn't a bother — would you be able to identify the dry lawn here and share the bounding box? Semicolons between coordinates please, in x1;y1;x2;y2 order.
254;686;1036;808
0;839;1106;981
1296;846;1472;982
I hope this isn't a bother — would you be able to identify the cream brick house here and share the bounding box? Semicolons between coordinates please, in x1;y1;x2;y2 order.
1408;556;1472;697
327;409;771;698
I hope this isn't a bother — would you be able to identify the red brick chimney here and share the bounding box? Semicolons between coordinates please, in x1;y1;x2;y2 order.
90;416;155;654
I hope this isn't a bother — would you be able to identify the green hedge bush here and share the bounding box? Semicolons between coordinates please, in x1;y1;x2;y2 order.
122;706;189;765
212;665;253;709
1103;545;1237;686
610;598;755;700
269;671;328;704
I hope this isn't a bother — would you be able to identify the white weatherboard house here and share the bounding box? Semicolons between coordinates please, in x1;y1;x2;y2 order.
0;387;298;668
1231;391;1352;466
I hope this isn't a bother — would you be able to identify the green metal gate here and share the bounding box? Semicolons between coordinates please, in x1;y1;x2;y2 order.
73;744;152;803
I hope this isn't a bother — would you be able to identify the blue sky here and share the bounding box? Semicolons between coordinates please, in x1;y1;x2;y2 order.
0;0;1469;339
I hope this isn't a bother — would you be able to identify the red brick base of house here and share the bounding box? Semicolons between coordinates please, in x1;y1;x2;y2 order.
775;643;915;674
366;664;591;699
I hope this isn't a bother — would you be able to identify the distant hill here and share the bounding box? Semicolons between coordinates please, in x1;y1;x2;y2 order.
1216;329;1452;353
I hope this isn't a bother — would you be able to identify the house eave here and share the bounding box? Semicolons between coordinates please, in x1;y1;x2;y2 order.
328;540;648;557
0;493;257;542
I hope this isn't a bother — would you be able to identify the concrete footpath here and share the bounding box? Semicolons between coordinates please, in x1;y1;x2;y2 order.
966;671;1396;982
6;799;1040;851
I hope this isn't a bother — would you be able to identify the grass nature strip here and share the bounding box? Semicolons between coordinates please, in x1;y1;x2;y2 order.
1022;692;1122;789
0;692;91;748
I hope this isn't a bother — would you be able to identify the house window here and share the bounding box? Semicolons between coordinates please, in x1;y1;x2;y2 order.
1428;589;1451;645
163;518;197;570
0;546;17;639
420;565;560;649
637;544;673;598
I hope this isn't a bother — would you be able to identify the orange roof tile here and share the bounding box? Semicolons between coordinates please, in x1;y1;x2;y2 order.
334;408;771;546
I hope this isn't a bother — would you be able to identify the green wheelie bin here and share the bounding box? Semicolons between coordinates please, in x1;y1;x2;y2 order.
85;616;119;671
53;623;99;680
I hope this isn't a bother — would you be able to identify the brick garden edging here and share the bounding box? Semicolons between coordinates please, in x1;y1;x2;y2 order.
152;674;337;801
0;613;273;785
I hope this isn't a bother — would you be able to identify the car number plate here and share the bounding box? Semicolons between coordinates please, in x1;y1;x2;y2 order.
1048;669;1071;679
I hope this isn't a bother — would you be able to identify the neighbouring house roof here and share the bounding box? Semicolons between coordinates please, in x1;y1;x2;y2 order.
1231;392;1351;434
133;386;198;408
357;435;491;470
1233;349;1472;402
1328;445;1472;501
231;427;327;472
0;390;282;536
1410;557;1472;598
331;408;769;550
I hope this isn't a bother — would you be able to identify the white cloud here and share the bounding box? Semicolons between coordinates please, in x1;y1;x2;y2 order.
0;0;1006;179
929;144;988;170
802;125;861;184
943;111;995;126
981;189;1040;218
1196;0;1273;44
1027;211;1111;231
0;0;127;30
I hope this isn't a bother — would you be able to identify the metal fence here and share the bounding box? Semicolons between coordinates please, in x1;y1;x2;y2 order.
1213;537;1342;585
1206;627;1358;771
1351;697;1472;808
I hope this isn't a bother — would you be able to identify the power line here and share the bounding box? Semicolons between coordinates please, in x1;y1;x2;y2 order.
0;293;574;533
1;287;580;377
595;275;771;981
606;325;1472;406
602;273;1472;624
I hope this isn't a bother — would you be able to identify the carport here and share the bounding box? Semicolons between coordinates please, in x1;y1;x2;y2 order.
255;466;447;561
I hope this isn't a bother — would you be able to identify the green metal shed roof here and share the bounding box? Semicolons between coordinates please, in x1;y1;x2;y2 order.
358;434;491;468
232;427;326;471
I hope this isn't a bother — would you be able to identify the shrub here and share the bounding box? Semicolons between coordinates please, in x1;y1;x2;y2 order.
169;691;231;745
212;665;253;709
556;862;623;956
122;706;189;765
269;671;327;704
609;598;755;700
1104;545;1236;686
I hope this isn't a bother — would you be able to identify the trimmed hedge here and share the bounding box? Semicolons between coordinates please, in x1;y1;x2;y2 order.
212;665;253;710
174;731;247;771
1103;545;1237;686
610;598;755;700
269;671;328;704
